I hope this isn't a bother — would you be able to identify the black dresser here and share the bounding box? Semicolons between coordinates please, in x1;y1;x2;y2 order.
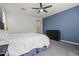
46;30;60;41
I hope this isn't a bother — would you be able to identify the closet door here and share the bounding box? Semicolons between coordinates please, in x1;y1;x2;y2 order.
36;20;42;33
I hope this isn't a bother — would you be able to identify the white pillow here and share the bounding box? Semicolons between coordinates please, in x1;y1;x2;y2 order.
0;30;9;40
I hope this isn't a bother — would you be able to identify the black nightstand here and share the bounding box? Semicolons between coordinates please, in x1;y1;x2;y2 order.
0;54;5;56
0;44;9;56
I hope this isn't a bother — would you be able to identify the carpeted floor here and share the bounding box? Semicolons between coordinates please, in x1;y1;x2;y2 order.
35;40;79;56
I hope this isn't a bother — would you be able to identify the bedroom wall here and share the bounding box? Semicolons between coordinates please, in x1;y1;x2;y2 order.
5;11;42;33
0;7;2;22
43;5;79;43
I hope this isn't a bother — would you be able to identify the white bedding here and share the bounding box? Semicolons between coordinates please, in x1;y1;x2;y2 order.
0;30;9;45
7;33;50;56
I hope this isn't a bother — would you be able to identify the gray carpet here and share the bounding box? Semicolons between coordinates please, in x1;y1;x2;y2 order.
35;40;79;56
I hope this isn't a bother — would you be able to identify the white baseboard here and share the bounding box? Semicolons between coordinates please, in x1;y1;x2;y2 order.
60;40;79;45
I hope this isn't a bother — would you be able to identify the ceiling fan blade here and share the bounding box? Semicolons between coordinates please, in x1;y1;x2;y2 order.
32;8;40;9
43;5;52;9
43;9;48;13
40;3;42;8
37;10;40;13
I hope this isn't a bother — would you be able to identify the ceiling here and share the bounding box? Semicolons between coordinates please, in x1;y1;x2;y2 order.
0;3;79;18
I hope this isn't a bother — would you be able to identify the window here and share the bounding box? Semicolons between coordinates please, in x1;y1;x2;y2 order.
0;11;7;30
3;11;7;30
0;12;4;29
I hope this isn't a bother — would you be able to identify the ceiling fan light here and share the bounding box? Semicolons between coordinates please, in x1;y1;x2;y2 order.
40;9;43;12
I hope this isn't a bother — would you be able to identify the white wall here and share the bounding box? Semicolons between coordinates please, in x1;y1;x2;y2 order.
5;11;42;33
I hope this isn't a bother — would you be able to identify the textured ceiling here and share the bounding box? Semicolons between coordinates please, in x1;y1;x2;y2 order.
0;3;79;18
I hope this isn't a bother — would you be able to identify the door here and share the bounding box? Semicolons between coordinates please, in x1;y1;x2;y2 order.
36;20;42;33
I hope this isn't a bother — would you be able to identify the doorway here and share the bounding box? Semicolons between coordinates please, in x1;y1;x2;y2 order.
36;20;42;33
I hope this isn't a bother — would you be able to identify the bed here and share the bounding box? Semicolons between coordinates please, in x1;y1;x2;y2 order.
5;33;50;56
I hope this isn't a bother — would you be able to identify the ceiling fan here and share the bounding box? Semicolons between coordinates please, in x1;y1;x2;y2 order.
32;3;52;13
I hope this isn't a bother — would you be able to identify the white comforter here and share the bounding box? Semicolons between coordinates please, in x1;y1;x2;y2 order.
7;33;50;56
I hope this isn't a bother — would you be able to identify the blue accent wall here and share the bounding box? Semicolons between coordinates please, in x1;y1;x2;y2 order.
43;6;79;43
0;16;2;22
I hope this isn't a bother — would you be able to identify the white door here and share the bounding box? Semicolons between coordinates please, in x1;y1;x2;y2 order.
36;20;42;33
